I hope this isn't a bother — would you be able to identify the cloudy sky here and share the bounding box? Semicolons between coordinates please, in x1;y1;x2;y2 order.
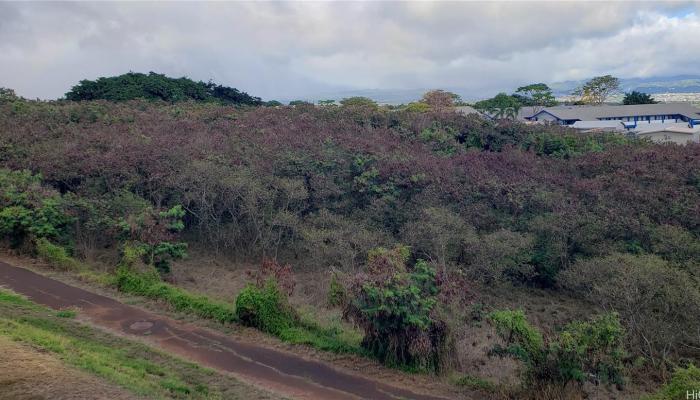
2;1;700;101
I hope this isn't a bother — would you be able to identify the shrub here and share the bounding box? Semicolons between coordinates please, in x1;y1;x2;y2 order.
234;281;297;335
0;169;72;248
453;374;497;392
0;87;19;103
343;245;455;373
559;253;700;364
117;205;187;275
488;310;625;388
327;273;346;307
646;365;700;400
35;238;80;270
56;309;77;318
401;207;470;266
462;229;535;284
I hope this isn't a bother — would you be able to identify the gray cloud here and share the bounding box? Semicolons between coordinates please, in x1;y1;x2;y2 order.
1;1;699;101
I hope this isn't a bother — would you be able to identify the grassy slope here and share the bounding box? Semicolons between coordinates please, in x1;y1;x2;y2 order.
0;289;282;400
0;336;136;400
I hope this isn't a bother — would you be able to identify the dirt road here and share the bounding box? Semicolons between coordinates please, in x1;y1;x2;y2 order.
0;261;450;400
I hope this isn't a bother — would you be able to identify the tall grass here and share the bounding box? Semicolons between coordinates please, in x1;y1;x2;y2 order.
113;267;236;323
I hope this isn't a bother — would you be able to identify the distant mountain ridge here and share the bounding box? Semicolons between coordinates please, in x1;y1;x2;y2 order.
282;75;700;105
549;75;700;96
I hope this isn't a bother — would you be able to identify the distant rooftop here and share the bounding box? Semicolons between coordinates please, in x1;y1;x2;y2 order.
527;103;700;121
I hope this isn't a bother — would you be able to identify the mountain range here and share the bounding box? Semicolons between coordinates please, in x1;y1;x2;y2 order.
288;75;700;105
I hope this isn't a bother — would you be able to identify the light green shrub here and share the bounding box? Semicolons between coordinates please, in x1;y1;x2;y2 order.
327;273;346;307
234;281;297;335
36;238;80;270
646;365;700;400
488;310;625;388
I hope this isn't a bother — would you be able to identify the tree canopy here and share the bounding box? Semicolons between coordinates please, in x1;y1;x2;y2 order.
622;91;658;105
573;75;620;105
421;90;461;109
473;93;522;119
339;96;378;108
514;83;557;109
65;72;262;106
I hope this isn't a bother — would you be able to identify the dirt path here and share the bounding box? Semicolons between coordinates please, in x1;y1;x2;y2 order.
0;261;450;400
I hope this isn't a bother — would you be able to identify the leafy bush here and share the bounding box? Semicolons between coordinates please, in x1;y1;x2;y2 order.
56;309;77;318
234;281;297;335
462;229;535;284
488;310;625;388
117;205;187;275
327;273;346;307
343;245;455;373
0;87;19;103
646;365;700;400
36;238;80;270
453;374;497;392
0;169;72;248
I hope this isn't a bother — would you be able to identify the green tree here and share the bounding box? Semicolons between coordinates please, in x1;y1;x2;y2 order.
572;75;620;105
288;100;313;106
622;91;657;105
474;93;522;119
514;83;557;110
65;72;262;105
264;100;283;107
339;96;378;109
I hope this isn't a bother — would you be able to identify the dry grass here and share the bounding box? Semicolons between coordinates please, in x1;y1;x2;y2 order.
0;336;136;400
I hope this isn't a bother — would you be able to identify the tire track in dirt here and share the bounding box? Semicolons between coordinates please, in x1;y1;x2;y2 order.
0;261;451;400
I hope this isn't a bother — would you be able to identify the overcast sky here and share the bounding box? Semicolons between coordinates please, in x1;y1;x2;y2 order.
2;1;700;101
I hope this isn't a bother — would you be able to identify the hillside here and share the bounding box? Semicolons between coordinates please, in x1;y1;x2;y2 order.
0;97;699;399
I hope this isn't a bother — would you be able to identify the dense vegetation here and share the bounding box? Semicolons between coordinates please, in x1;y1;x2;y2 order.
1;94;699;396
623;90;658;105
65;72;263;106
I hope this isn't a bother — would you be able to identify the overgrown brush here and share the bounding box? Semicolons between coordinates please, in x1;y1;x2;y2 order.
114;267;236;323
646;364;700;400
343;245;462;373
35;238;80;270
0;169;72;249
235;259;362;354
488;309;626;389
235;281;297;335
